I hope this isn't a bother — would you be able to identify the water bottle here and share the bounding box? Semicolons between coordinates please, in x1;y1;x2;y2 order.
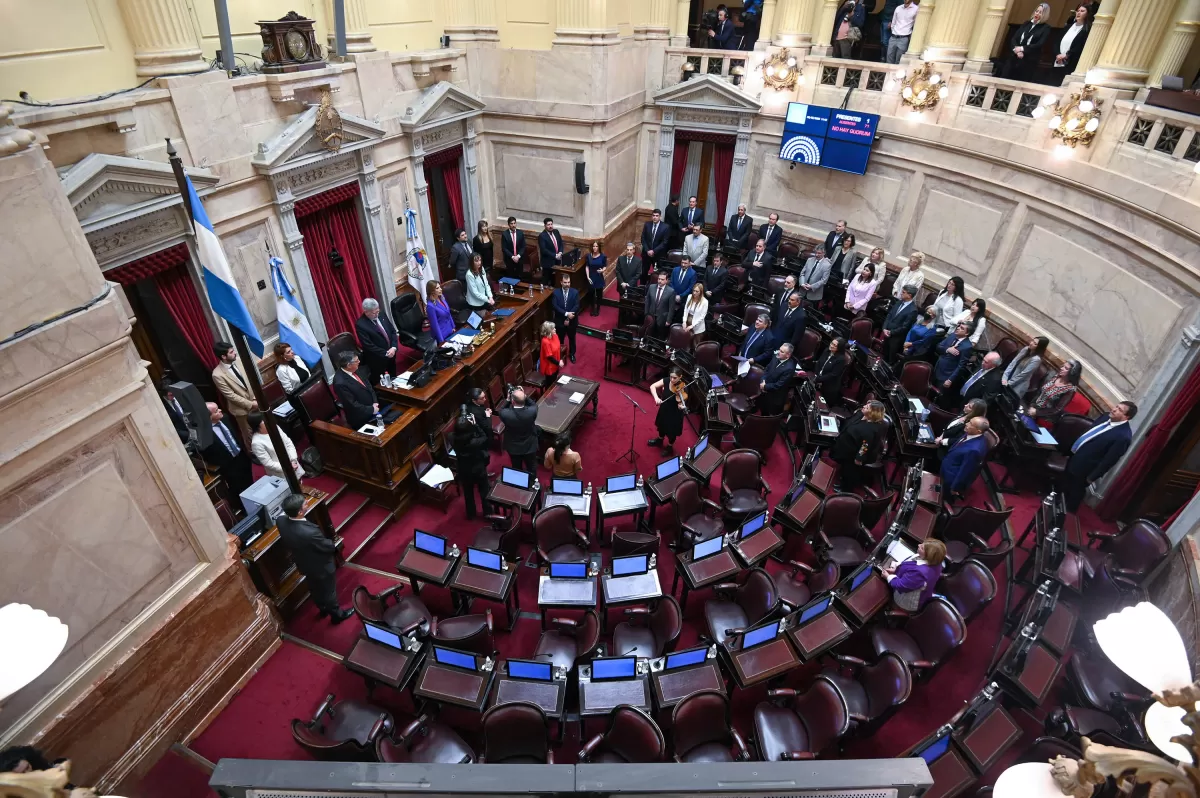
450;543;461;558
636;474;644;488
586;481;593;496
533;477;541;492
374;411;384;430
606;330;613;342
529;284;534;297
381;372;392;388
685;447;693;461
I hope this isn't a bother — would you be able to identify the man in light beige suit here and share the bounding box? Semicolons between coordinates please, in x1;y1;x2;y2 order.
211;340;257;446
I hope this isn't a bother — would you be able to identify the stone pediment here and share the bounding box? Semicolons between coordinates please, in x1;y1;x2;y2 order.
59;154;219;233
399;82;486;133
251;105;385;175
653;74;761;113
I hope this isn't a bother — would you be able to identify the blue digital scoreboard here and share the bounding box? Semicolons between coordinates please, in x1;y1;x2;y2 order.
779;103;880;176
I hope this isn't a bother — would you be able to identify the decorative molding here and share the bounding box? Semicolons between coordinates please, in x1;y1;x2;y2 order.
1182;325;1200;347
416;121;465;154
60;154;218;234
400;81;486;137
653;73;763;113
87;209;186;266
252;105;383;177
283;154;358;194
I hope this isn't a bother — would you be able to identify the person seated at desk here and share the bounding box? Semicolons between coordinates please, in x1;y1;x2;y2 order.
539;321;563;380
759;342;796;415
273;342;312;395
201;402;254;499
248;410;304;480
933;322;974;394
940;417;991;499
465;255;495;312
831;399;888;492
545;433;583;477
454;405;493;520
333;351;398;430
882;540;946;612
648;367;688;453
1024;360;1081;428
901;306;939;362
934;398;988;464
425;280;456;344
277;493;352;623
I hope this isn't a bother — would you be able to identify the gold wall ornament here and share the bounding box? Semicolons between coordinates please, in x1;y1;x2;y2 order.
758;48;802;91
1037;85;1103;148
891;62;947;112
315;91;344;152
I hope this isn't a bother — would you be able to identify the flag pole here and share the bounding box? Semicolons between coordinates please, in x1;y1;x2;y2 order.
166;138;302;496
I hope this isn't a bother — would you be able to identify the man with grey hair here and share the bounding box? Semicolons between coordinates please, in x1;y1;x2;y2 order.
200;401;254;498
724;203;753;251
333;350;395;430
615;241;642;292
725;312;773;372
355;297;398;385
955;351;1005;406
759;342;796;415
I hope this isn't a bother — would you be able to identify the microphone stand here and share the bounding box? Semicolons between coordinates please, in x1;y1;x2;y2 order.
616;390;647;466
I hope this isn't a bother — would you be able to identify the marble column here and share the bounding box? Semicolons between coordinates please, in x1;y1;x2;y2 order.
726;121;753;216
656;112;676;210
812;0;840;50
635;0;672;38
1148;0;1200;87
924;0;981;64
116;0;208;77
412;159;442;282
462;120;483;232
672;0;690;44
1088;0;1176;88
444;0;501;43
964;0;1013;73
774;0;818;49
269;174;329;343
556;0;618;45
756;0;780;50
327;0;375;52
1070;0;1120;80
356;150;396;304
905;0;938;59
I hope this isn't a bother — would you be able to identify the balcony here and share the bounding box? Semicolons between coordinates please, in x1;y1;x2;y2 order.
664;47;749;89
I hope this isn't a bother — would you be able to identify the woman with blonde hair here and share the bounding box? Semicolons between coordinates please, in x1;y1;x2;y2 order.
831;399;888;492
892;251;925;300
425;280;455;344
883;540;947;611
682;281;708;338
539;320;562;378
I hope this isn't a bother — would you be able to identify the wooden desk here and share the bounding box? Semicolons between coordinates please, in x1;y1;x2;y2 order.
595;488;649;546
672;548;741;611
922;744;976;798
953;704;1022;773
396;545;457;596
732;527;784;568
487;481;539;514
787;610;853;662
837;568;891;626
343;636;424;694
1040;601;1077;656
808;459;836;495
413;660;495;712
600;569;663;633
491;666;568;740
448;559;519;630
996;641;1062;709
905;503;938;544
537;572;598;628
723;636;801;689
308;407;423;514
650;660;724;711
537;375;600;439
646;468;690;526
604;335;642;385
579;668;652;721
683;445;725;490
240;489;335;617
773;486;821;537
917;471;944;509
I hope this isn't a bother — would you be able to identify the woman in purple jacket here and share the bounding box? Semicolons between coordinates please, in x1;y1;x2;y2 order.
882;540;947;611
425;280;455;344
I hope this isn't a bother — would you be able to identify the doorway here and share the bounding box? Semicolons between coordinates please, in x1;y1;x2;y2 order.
423;144;466;281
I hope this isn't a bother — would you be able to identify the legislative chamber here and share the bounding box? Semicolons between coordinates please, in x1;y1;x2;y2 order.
2;1;1200;797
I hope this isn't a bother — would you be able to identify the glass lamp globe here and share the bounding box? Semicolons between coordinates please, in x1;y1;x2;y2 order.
0;603;69;702
994;762;1063;798
1085;117;1099;132
1079;99;1094;113
765;65;775;77
885;79;896;91
778;67;789;79
1145;700;1195;763
787;56;797;67
903;86;913;99
938;86;949;99
1032;106;1045;118
895;69;906;79
930;73;941;85
1042;93;1058;106
1065;117;1079;131
1049;115;1062;129
917;89;928;101
1094;602;1191;693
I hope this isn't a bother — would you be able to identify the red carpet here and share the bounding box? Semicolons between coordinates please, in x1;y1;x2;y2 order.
155;322;1120;784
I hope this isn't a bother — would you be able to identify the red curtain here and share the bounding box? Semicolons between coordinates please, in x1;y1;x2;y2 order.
298;197;378;343
107;242;191;284
153;264;219;370
669;141;689;201
1096;361;1200;519
442;157;465;231
713;141;734;233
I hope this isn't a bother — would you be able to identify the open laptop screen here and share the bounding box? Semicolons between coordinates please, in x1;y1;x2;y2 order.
656;457;681;481
739;511;767;540
693;435;708;458
414;530;446;557
918;734;952;765
549;561;589;579
466;547;503;572
467;311;483;329
798;596;833;625
742;620;780;650
433;647;477;670
606;473;636;493
591;656;637;680
692;535;724;561
612;554;649;577
507;659;553;681
664;646;708;671
501;467;531;490
849;566;873;592
552;478;583;496
363;621;403;650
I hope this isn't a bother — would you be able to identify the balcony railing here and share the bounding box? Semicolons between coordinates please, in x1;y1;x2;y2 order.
1116;100;1200;167
664;47;749;89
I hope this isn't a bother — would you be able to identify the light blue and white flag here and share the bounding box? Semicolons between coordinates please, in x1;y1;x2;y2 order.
405;205;434;303
270;256;322;367
185;176;264;356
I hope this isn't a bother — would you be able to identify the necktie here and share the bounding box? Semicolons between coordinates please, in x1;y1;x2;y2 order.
768;226;774;240
755;254;761;263
229;364;247;389
652;223;659;241
785;307;793;319
353;372;366;388
216;423;238;456
1072;421;1113;453
745;330;759;354
657;287;663;306
375;318;386;338
962;368;986;393
552;233;559;253
511;231;517;252
172;399;184;417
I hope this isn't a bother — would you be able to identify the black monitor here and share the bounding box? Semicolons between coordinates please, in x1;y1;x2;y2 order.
797;595;834;625
738;511;767;540
741;620;781;650
591;656;637;681
606;473;637;493
612;554;649;577
664;646;708;671
692;535;724;561
433;646;478;671
231;506;269;548
507;659;553;681
362;621;404;650
552;478;583;496
466;547;503;572
414;529;446;557
549;561;589;579
655;456;681;481
501;467;532;490
916;733;952;765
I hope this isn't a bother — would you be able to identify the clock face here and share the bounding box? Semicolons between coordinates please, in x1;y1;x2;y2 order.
285;30;309;61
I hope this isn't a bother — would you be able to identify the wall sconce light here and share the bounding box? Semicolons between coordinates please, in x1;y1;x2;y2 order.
759;48;801;91
731;64;745;87
328;247;344;269
0;603;69;705
681;61;697;82
893;62;947;112
1036;84;1102;149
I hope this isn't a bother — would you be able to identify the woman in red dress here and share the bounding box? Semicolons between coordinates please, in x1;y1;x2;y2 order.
539;321;562;378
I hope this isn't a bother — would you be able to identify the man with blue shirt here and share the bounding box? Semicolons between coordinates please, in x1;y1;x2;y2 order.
934;322;974;391
725;313;773;373
1063;401;1137;512
940;417;991;498
902;306;939;361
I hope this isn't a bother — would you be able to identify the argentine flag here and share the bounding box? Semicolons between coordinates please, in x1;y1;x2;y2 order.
185;176;264;356
405;206;434;303
270;257;321;367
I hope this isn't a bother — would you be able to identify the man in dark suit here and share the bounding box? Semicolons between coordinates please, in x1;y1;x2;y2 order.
449;228;474;284
641;209;670;276
940;418;991;497
705;254;729;305
201;402;254;499
958;352;1004;405
643;270;675;339
726;313;773;371
708;6;736;48
823;220;849;258
277;493;352;622
354;298;398;385
497;386;540;474
333;351;396;430
934;323;974;391
162;384;189;444
538;217;565;271
552;272;581;363
759;342;796;415
1063;402;1136;512
881;285;919;363
773;291;806;347
743;238;774;287
501;216;527;279
467;387;494;446
682;195;705;231
615;242;642;293
724;204;753;251
664;196;683;249
772;274;798;319
758;213;783;255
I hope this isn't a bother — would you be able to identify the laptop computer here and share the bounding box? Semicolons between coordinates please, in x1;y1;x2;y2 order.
507;658;554;681
606;473;636;493
548;561;590;579
691;434;709;460
602;472;645;512
466;547;504;572
432;646;479;671
691;535;724;562
796;595;834;626
847;564;874;592
453;311;485;339
590;656;638;681
548;477;587;513
362;620;405;650
552;478;583;496
612;554;649;578
737;511;767;541
916;733;952;765
663;646;708;671
741;619;781;650
501;467;532;490
414;529;447;557
655;456;681;481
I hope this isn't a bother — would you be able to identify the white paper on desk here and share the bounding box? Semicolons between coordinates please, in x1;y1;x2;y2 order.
819;414;839;434
558;375;572;385
272;400;294;417
887;538;916;564
419;463;455;488
1031;426;1058;446
357;423;383;437
740;324;749;332
909;397;927;416
737;359;751;377
451;333;475;345
569;391;585;404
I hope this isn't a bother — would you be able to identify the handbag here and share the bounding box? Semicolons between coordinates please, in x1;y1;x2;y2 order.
847;26;862;42
299;446;325;477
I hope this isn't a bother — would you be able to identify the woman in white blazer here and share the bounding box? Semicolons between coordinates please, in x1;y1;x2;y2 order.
682;282;709;337
273;342;312;394
248;411;305;479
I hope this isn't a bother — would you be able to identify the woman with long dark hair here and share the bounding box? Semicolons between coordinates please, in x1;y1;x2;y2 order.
454;404;492;519
844;261;884;316
951;297;988;346
273;342;311;394
1025;360;1082;426
544;433;583;477
648;367;688;452
472;220;494;274
932;276;965;331
1003;336;1050;401
585;240;607;317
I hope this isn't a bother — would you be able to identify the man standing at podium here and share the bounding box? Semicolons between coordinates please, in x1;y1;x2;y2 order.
277;493;352;623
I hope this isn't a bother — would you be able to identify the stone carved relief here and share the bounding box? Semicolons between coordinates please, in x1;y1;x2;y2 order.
676;111;737;127
88;209;183;264
417;122;465;153
284;155;358;192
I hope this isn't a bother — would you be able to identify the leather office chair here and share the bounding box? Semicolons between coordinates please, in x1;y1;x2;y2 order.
994;337;1022;366
673;478;724;548
1067;650;1149;720
666;249;685;265
326;332;358;371
441;280;469;323
352;584;432;637
900;361;933;399
671;690;752;762
580;706;667;763
695;340;722;373
796;328;822;365
473;509;523;561
534;504;590;564
735;413;783;455
850;318;874;350
936;559;998;623
295;377;342;428
754;677;850;760
869;596;967;676
291;693;392;761
613;596;683;659
720;448;770;527
1079;519;1169;612
816;494;874;570
667;324;694;351
1026;361;1050;402
704;567;780;647
431;610;495;656
725;265;748;293
1045;414;1102;482
860;491;895;535
725;366;764;415
777;558;840;612
778;241;800;260
938;506;1014;569
742;303;771;329
413;444;458;508
501;361;522;393
533;609;601;671
612;527;661;556
376;713;475;764
766;275;788;296
925;404;956;437
391;293;435;353
821;653;913;736
479;703;554;763
520;350;549;392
